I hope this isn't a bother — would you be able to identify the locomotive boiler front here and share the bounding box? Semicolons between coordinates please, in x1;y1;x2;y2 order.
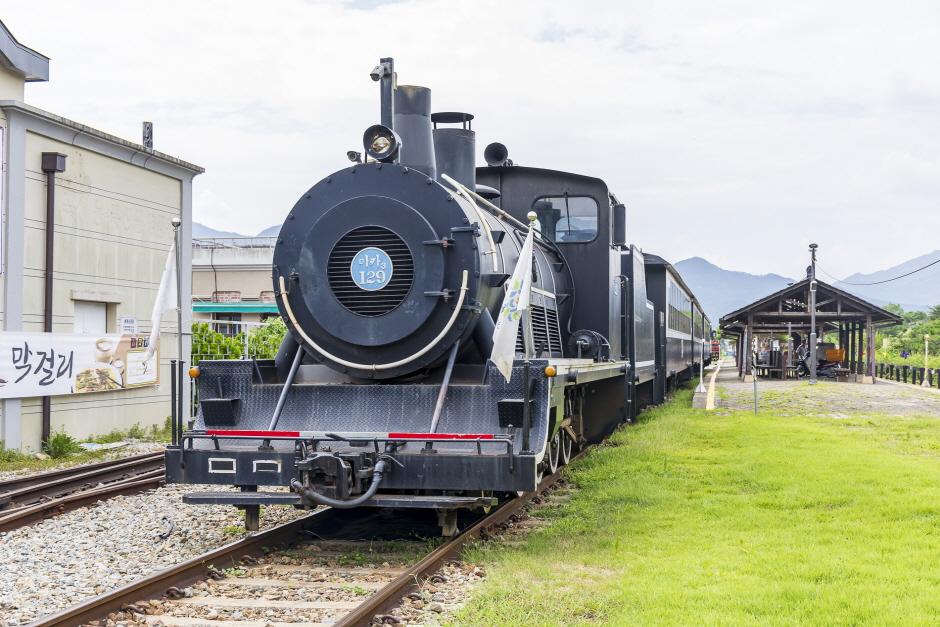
273;162;495;380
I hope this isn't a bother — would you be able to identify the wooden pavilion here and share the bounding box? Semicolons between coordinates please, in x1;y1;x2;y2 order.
719;278;901;381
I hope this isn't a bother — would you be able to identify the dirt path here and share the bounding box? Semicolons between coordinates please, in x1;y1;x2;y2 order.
716;362;940;417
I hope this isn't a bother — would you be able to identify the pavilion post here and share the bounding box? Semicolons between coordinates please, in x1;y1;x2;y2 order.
849;323;855;375
856;318;868;374
839;323;846;366
866;315;874;382
745;314;754;380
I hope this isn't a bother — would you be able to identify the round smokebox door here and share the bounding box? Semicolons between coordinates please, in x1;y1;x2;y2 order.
300;196;445;347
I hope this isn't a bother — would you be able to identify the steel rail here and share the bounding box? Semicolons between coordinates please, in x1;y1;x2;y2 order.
32;446;586;627
0;451;163;493
336;446;588;626
0;452;165;509
31;509;334;627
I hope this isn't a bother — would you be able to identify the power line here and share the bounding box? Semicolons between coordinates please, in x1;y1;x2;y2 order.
818;256;940;286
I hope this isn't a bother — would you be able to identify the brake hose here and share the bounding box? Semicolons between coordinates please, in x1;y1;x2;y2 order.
290;459;388;509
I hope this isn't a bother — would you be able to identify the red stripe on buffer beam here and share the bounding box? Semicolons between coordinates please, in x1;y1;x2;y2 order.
387;432;495;440
205;430;300;437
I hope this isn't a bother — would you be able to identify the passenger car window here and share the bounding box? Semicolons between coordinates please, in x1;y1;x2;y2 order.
531;195;598;243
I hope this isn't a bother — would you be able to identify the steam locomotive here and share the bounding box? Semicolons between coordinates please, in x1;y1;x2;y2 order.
166;58;712;534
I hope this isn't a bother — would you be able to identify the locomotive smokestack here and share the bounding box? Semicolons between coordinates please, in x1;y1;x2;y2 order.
432;112;475;190
393;85;437;178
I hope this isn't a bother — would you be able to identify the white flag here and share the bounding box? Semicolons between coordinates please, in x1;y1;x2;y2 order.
145;243;178;362
490;226;535;382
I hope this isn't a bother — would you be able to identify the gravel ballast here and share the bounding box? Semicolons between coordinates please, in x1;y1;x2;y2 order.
0;484;305;625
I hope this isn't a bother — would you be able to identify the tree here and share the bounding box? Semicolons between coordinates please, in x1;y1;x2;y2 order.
884;303;904;316
190;322;244;365
929;304;940;320
247;317;287;359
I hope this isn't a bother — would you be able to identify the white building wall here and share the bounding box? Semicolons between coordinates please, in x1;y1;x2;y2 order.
15;133;184;446
1;103;201;451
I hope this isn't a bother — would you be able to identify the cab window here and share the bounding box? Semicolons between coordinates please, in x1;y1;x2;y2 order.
531;195;598;243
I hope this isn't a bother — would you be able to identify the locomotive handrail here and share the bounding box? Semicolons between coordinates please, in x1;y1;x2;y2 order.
177;431;517;465
277;270;469;373
444;174;577;334
443;173;500;273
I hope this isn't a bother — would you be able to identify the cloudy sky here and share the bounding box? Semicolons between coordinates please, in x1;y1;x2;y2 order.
5;1;940;278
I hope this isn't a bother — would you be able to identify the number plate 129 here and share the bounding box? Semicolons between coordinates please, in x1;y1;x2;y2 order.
350;247;394;291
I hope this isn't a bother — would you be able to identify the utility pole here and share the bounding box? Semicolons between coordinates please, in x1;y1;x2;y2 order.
808;243;818;385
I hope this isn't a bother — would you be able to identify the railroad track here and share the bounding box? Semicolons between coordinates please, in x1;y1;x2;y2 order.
0;452;165;532
34;449;584;627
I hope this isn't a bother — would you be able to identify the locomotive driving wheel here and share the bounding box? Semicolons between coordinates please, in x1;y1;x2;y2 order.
545;431;561;475
559;429;574;466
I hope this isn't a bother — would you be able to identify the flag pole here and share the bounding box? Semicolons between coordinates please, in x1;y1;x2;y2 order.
171;217;184;429
172;218;183;365
521;211;539;455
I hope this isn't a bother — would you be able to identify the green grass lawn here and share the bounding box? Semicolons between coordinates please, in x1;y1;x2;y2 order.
457;386;940;625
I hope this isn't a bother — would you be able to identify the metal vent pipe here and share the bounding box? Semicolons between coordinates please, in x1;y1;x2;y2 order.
432;112;475;190
393;85;436;178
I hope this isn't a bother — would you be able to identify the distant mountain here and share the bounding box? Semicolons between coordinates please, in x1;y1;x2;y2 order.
831;250;940;311
675;254;936;324
674;257;794;324
192;222;284;239
192;222;246;239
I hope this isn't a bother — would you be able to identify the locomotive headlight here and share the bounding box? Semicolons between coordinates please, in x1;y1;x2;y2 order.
371;136;391;153
362;124;401;162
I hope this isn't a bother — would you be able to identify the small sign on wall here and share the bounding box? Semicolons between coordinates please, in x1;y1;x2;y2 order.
118;316;138;333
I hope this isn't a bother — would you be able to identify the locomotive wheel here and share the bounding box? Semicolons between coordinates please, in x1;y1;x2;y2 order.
546;431;560;475
559;430;574;466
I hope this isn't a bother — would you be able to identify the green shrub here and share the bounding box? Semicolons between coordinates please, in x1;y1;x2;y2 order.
247;317;287;359
43;430;83;458
191;322;244;364
127;423;147;439
91;429;126;444
0;442;29;464
191;318;287;365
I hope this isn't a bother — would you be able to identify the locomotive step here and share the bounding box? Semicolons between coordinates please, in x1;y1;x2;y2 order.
183;491;498;510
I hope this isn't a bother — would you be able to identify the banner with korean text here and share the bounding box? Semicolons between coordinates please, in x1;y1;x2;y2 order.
0;332;159;399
